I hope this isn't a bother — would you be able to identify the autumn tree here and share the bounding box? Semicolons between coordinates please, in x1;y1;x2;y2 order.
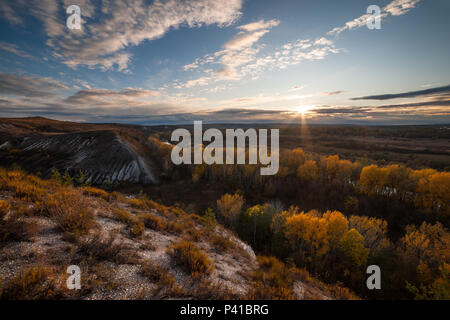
217;193;244;228
297;159;319;182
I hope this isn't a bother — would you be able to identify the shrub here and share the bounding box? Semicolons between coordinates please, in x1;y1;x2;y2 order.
45;188;95;237
210;234;235;252
168;241;214;276
130;220;145;238
0;266;63;300
0;200;10;219
76;234;138;265
203;208;217;231
254;256;293;289
244;256;296;300
81;187;109;200
0;201;37;243
140;261;184;298
138;213;163;230
128;198;149;210
110;191;127;202
186;277;239;300
112;208;134;224
246;283;296;300
165;221;184;234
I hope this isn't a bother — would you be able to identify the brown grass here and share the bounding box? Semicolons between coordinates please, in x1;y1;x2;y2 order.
44;188;95;238
0;200;37;243
81;186;110;201
168;241;214;276
75;233;139;265
140;261;184;298
0;266;64;300
138;213;163;230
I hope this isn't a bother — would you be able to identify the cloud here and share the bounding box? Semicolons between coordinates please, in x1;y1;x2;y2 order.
322;90;344;96
3;0;244;72
0;0;25;26
289;85;305;92
372;100;450;109
180;27;341;88
237;19;280;32
0;41;32;59
224;30;270;51
178;19;280;85
311;106;369;115
314;37;334;46
351;85;450;100
384;0;421;16
64;88;160;105
328;0;420;35
0;72;68;97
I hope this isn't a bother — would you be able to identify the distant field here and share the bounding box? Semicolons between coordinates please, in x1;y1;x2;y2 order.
150;123;450;171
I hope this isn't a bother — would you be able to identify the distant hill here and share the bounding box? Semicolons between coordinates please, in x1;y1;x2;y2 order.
0;117;160;185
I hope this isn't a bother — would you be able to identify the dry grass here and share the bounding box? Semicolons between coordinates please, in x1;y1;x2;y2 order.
246;283;296;300
168;241;214;276
0;200;37;243
44;188;95;238
75;233;139;265
186;277;241;300
209;234;236;252
130;220;145;238
138;213;163;231
112;208;134;224
165;220;184;234
81;186;110;201
0;266;64;300
140;260;184;298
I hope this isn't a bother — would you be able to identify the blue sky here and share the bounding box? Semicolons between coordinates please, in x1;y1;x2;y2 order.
0;0;449;124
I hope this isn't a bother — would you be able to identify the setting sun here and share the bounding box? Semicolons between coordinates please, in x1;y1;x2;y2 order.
294;105;314;115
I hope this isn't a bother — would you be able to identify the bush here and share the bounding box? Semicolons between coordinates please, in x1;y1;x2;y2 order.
168;241;214;276
140;261;184;298
0;266;63;300
246;283;296;300
203;208;217;231
130;220;145;238
81;187;109;200
112;208;134;224
0;200;37;243
0;200;10;219
245;256;296;300
210;234;235;252
138;213;163;230
76;234;138;265
45;188;95;237
165;221;184;234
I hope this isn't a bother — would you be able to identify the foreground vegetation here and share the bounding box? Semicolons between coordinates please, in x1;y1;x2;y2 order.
0;167;351;300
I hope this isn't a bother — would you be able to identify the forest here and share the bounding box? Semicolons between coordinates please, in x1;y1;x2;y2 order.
145;134;450;299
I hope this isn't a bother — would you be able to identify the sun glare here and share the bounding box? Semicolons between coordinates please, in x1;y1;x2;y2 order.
294;105;313;115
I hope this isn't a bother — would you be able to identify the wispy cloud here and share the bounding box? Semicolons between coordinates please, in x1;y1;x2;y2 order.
350;85;450;100
179;30;340;88
2;0;244;72
328;0;421;35
0;41;32;59
0;72;68;97
322;90;344;96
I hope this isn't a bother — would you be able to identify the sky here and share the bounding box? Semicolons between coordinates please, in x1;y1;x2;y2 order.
0;0;449;125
